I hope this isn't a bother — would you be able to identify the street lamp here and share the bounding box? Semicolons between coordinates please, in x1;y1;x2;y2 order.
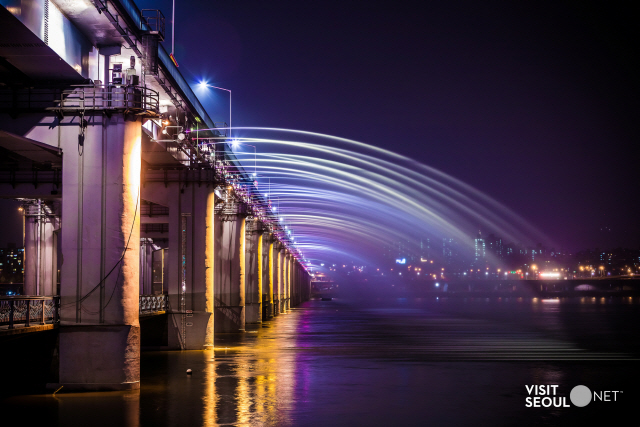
18;206;24;247
198;82;232;138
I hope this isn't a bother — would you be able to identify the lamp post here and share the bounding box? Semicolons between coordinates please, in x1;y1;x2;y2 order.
198;82;232;139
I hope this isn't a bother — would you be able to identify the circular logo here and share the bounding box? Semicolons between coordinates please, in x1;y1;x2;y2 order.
570;385;592;407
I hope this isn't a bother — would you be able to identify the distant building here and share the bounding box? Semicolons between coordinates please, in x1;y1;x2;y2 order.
383;239;418;266
442;237;458;266
0;245;24;283
420;237;431;260
485;233;503;262
474;231;486;265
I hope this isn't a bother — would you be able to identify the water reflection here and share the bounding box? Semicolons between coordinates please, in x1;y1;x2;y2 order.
202;310;299;426
2;297;639;426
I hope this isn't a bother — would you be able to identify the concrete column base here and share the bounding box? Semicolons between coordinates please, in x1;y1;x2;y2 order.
58;324;140;391
214;306;245;332
273;299;280;316
245;303;262;324
167;312;211;350
263;302;273;320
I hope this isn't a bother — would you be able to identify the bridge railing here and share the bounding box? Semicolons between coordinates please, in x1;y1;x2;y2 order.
140;294;168;315
48;84;160;115
0;296;60;329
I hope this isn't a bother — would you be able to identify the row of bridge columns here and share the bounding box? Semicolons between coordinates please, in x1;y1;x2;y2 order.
11;113;310;391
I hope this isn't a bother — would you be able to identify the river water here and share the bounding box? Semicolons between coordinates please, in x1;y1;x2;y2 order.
3;296;639;426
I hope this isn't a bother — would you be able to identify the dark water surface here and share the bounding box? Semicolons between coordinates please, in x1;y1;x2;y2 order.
3;297;639;426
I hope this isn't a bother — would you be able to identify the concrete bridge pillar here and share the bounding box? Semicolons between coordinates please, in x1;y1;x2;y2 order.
283;253;291;312
297;262;304;305
215;204;246;332
141;171;217;349
279;247;287;314
262;233;273;320
23;200;59;296
167;183;215;349
245;219;263;324
26;114;142;391
272;243;281;315
289;256;295;308
139;238;154;296
291;259;298;307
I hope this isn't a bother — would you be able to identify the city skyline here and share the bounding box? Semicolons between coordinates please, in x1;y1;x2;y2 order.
380;230;640;276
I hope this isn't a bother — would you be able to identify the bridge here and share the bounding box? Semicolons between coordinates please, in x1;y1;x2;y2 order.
0;0;310;391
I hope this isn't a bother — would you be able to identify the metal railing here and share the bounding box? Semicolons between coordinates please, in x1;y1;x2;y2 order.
47;84;159;114
140;294;168;314
141;9;165;40
0;296;59;329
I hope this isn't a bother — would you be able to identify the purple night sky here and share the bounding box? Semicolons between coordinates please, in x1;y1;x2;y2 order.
2;1;638;251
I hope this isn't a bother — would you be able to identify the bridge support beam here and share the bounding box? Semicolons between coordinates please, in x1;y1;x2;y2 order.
215;213;246;332
23;201;59;296
262;234;273;320
28;114;143;391
297;261;304;305
281;251;291;313
291;259;298;307
139;238;154;296
272;243;281;316
245;219;263;324
278;245;287;313
288;255;294;310
142;177;215;349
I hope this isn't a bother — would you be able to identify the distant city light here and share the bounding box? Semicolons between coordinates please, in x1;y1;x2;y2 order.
539;272;561;278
